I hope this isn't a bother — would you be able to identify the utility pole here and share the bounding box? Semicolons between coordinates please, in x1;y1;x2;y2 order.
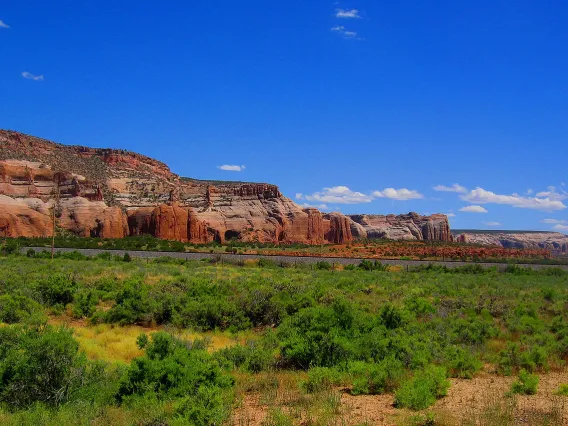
51;175;61;260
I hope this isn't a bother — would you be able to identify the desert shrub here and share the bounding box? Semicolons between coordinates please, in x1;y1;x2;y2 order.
95;251;112;261
380;304;406;329
215;340;276;373
315;261;332;270
172;296;250;331
394;365;450;410
258;257;277;268
404;296;436;317
72;289;100;318
0;294;44;324
0;325;88;409
238;287;285;327
117;332;233;424
444;346;482;379
104;280;150;325
301;367;342;393
359;260;388;271
278;300;359;369
348;357;404;395
450;316;497;346
510;369;539;395
497;340;550;375
497;342;522;375
554;384;568;396
37;274;77;307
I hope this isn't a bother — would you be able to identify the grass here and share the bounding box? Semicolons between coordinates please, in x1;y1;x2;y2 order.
1;253;568;424
48;317;250;363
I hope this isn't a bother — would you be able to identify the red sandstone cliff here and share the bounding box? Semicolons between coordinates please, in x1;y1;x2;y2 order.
0;130;451;245
348;213;451;242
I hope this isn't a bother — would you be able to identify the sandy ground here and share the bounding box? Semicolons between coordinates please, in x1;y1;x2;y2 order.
230;370;568;426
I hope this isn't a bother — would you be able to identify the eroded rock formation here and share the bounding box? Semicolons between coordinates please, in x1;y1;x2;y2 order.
348;213;451;242
0;129;452;245
453;231;568;255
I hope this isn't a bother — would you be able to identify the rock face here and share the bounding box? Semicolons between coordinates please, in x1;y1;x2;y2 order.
0;130;367;244
348;213;451;242
453;231;568;255
0;129;454;245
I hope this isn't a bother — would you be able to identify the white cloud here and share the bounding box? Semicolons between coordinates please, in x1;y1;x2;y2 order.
304;186;373;204
526;189;533;195
22;72;44;81
301;203;329;211
461;187;566;211
331;25;358;38
300;186;423;204
542;219;568;224
0;20;9;29
433;184;467;193
460;205;488;213
218;164;245;172
553;224;568;232
336;9;361;18
372;188;424;201
535;186;568;201
483;221;502;226
446;213;456;217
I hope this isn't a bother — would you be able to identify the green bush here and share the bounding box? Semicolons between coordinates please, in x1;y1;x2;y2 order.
444;346;482;379
0;325;88;409
394;365;450;410
510;369;539;395
117;332;233;425
349;357;404;395
301;367;342;393
0;294;44;324
554;384;568;396
72;289;100;318
215;340;276;373
37;274;77;307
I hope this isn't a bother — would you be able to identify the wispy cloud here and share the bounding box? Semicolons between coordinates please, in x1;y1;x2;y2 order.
433;184;467;194
218;164;245;172
0;20;9;29
304;186;373;204
301;203;330;211
483;221;502;226
373;188;424;201
460;205;488;213
535;186;568;201
446;213;456;217
22;72;44;81
331;25;358;38
553;224;568;232
461;187;566;212
542;219;568;224
336;9;361;19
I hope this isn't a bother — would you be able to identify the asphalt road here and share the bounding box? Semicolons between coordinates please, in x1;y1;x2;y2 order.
21;247;568;271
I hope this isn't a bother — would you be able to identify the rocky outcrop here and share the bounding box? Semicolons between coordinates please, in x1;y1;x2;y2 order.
0;129;454;245
453;231;568;254
127;204;209;243
348;213;451;242
0;195;53;237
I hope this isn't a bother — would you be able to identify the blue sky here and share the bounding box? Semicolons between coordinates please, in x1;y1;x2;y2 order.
1;1;567;232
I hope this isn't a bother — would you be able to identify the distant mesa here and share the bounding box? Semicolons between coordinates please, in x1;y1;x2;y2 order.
1;129;452;244
452;230;568;255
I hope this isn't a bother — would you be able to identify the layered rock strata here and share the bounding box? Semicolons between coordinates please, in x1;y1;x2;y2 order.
348;213;451;242
453;231;568;255
0;129;453;244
